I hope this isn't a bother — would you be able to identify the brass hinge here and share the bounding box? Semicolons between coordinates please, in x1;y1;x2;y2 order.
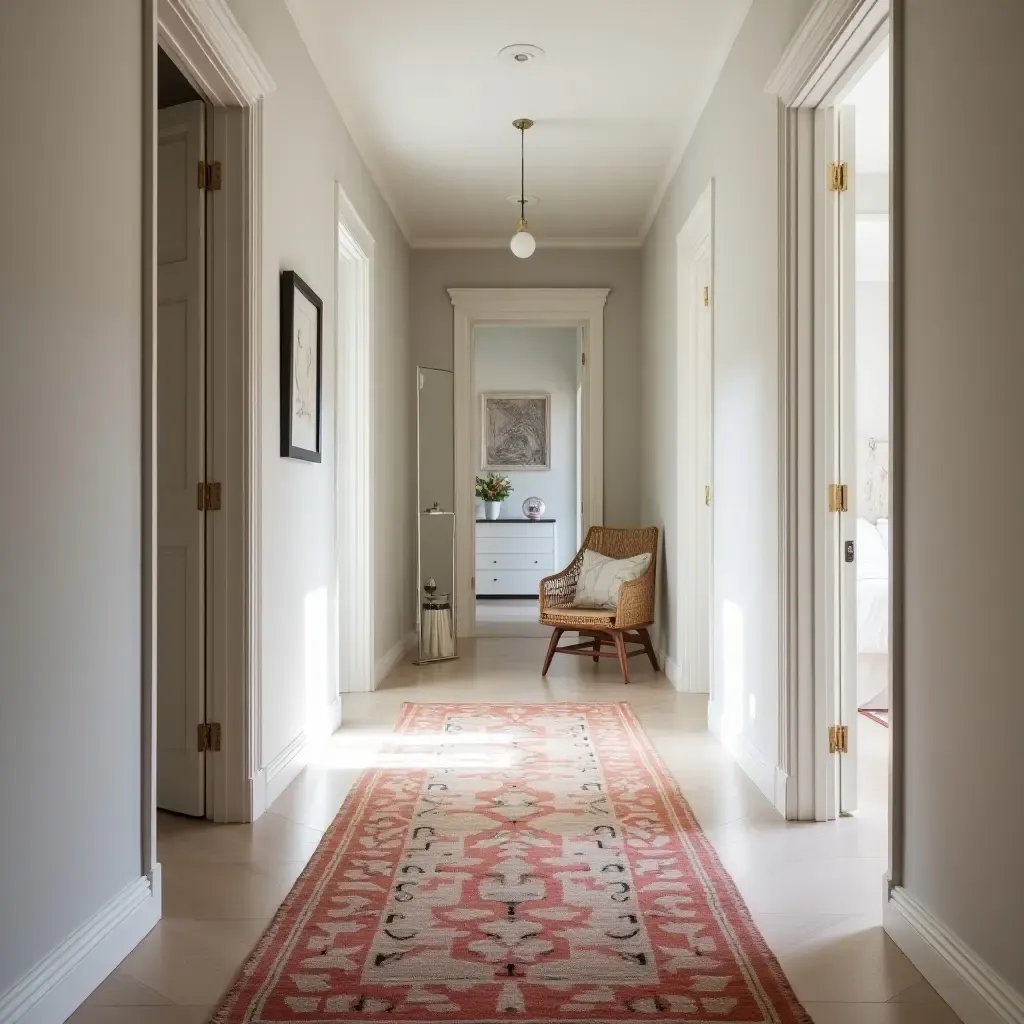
828;724;849;755
197;722;222;752
581;351;587;366
198;160;222;191
197;482;222;511
703;285;710;307
827;161;848;193
704;485;711;506
827;483;849;513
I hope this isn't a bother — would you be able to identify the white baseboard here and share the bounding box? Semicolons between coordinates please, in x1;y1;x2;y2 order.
374;631;415;686
0;868;161;1024
707;706;781;812
884;886;1024;1024
251;730;309;820
773;766;791;817
663;652;683;690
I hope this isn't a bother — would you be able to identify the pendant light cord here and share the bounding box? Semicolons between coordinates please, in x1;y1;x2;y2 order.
519;124;526;225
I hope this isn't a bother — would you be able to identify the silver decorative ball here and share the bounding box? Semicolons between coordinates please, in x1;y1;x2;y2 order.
522;497;546;520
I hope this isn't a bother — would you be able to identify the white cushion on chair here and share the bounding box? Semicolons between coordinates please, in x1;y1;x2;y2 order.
572;550;651;610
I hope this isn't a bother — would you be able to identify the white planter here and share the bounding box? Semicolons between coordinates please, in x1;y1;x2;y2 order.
484;501;502;521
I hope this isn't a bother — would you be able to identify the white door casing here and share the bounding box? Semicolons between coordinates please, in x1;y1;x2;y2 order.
157;99;206;817
449;288;608;638
674;182;714;695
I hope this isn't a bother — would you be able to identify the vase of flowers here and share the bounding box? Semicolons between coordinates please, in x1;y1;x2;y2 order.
476;473;512;521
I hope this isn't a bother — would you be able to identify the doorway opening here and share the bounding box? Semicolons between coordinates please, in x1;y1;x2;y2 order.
473;325;582;639
156;46;211;818
830;43;892;817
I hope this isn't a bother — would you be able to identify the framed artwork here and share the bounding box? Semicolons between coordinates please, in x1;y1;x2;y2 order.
280;270;323;462
481;392;551;471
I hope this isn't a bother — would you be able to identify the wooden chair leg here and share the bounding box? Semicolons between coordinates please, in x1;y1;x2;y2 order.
639;628;660;672
542;628;564;676
591;635;601;663
612;631;630;684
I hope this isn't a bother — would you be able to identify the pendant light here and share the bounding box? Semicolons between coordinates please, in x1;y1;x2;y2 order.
510;118;536;259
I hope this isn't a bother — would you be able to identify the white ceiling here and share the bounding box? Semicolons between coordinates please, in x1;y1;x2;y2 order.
282;0;752;246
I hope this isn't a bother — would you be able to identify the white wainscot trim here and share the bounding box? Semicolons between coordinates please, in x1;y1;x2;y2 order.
708;704;779;808
0;870;161;1024
885;887;1024;1024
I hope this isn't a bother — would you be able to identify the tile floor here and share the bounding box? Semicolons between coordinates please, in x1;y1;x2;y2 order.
475;597;547;637
70;638;960;1024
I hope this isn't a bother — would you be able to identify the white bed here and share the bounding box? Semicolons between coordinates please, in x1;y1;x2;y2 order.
855;438;889;708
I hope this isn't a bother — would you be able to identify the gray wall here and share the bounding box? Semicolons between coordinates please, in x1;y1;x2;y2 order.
0;0;144;992
227;0;413;754
640;0;813;777
410;248;642;527
900;0;1024;991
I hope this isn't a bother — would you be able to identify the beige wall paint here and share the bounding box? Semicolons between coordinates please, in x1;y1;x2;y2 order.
900;0;1024;992
640;0;812;779
410;248;642;527
0;0;145;992
227;0;413;762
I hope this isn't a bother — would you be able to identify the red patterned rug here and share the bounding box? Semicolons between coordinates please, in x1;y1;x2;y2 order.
211;703;811;1023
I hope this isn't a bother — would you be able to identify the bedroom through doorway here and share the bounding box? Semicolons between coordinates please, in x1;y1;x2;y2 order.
834;42;891;815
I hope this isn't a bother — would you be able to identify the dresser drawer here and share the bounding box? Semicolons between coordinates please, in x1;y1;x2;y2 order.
476;536;554;555
476;569;546;596
476;522;555;540
476;552;554;571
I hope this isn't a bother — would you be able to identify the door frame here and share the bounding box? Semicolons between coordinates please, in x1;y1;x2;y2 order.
767;0;902;830
449;288;609;638
334;185;376;696
151;0;274;834
673;182;715;695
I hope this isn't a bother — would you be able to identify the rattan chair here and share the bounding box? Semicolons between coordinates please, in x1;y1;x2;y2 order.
539;526;660;684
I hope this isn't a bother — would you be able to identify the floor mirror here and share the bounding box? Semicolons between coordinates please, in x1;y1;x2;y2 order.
416;366;457;663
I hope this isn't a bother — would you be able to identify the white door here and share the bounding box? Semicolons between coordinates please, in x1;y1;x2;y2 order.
837;104;859;814
157;101;207;816
694;245;714;693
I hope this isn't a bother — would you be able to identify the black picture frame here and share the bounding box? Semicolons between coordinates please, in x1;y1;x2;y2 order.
280;270;323;462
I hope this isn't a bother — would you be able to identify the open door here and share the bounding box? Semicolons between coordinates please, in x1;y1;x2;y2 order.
837;104;859;814
157;100;207;816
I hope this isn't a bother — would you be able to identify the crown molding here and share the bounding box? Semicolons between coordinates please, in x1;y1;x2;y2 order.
411;236;642;251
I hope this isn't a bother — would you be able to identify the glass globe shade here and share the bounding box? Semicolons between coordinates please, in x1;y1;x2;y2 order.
510;229;536;259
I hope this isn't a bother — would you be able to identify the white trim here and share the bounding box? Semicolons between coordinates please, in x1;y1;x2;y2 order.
157;0;274;106
448;288;609;638
158;0;273;824
0;871;161;1024
885;888;1024;1024
375;631;416;685
334;184;376;695
674;183;715;696
664;654;684;692
252;732;309;819
411;237;642;251
767;0;892;824
766;0;890;106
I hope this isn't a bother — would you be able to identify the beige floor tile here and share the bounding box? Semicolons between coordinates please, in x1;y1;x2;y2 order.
804;1001;962;1023
117;917;268;1006
158;808;324;866
68;1007;211;1024
777;915;924;1003
78;969;171;1007
160;859;298;920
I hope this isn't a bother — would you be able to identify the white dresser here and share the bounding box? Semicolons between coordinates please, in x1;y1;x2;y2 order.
475;519;557;597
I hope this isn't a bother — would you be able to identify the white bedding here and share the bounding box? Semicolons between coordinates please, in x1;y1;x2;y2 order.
856;517;889;655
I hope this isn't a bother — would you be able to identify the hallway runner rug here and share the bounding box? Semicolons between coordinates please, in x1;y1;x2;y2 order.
211;703;811;1023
